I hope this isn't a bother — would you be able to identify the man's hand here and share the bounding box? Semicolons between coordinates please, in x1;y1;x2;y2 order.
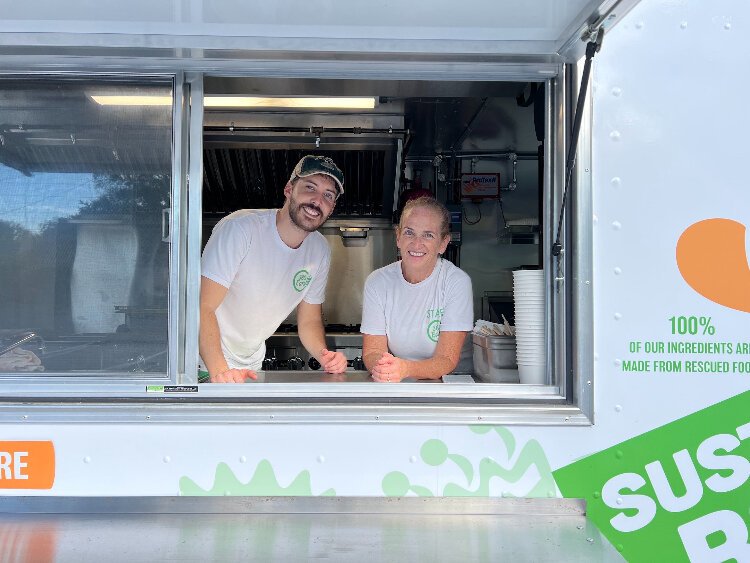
320;348;347;374
370;352;407;383
210;368;257;383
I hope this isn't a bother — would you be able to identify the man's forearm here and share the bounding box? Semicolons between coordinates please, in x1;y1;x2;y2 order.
298;317;327;361
199;309;229;376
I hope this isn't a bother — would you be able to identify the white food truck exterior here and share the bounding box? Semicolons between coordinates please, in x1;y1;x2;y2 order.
1;0;749;561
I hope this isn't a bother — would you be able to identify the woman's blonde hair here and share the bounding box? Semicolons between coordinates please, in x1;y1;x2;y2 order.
399;196;451;239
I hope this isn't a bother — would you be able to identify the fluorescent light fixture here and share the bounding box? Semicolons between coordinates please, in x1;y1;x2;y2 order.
90;95;172;106
204;96;377;109
90;95;377;109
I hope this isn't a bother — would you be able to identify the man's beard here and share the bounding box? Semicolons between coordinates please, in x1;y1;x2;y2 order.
288;197;328;233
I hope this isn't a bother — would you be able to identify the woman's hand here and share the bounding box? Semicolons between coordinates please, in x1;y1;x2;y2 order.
371;352;408;383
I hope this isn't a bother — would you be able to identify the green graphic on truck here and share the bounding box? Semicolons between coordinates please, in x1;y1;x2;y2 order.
179;460;335;496
383;426;556;497
554;391;750;562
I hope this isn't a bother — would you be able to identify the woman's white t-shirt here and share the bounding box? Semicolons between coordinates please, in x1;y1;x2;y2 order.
361;258;473;365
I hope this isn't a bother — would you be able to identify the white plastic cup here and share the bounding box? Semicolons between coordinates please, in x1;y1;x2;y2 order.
514;281;543;289
514;309;545;316
515;331;545;338
513;322;545;330
514;327;545;334
516;352;545;361
516;343;545;349
519;364;545;384
517;355;545;363
516;346;545;355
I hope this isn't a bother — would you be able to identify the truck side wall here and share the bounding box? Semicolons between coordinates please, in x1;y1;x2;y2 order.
1;0;748;560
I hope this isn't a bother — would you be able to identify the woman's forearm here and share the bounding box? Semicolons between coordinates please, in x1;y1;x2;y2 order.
399;355;456;380
402;331;467;379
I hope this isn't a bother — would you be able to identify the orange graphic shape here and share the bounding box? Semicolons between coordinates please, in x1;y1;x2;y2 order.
676;218;750;313
0;441;55;489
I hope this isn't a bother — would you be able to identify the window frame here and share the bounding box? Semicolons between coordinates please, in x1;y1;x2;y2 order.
0;72;184;385
0;63;594;426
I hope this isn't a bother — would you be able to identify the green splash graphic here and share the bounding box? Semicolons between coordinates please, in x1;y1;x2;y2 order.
421;438;474;484
382;426;556;498
179;460;336;496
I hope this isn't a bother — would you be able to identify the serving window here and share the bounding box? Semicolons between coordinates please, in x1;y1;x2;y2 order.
200;78;547;379
0;68;592;425
188;71;590;424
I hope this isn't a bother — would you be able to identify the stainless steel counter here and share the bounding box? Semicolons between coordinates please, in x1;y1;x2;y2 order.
248;370;474;384
0;496;623;562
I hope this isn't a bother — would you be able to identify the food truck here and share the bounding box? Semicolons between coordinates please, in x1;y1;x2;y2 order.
0;0;748;560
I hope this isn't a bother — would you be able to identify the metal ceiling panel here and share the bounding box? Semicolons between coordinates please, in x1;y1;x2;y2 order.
0;0;641;64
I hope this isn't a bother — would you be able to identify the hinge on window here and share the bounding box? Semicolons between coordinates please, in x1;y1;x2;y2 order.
580;25;605;46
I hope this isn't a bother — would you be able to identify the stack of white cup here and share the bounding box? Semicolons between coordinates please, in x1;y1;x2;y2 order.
512;269;546;384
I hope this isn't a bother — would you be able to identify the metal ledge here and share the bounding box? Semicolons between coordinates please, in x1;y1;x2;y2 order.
0;495;584;515
0;401;591;426
0;496;622;562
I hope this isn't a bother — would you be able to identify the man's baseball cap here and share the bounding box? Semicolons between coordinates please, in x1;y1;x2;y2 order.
290;155;344;196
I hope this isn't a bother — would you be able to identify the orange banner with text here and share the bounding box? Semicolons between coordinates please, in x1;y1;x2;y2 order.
0;441;55;489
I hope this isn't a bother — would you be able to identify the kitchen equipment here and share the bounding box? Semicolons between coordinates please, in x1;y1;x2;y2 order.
0;330;41;357
114;306;168;332
265;324;364;371
319;219;396;325
472;333;519;383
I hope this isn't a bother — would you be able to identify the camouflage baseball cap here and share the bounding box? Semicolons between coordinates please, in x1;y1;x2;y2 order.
290;155;344;196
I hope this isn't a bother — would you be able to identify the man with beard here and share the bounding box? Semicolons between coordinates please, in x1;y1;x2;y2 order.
199;156;348;383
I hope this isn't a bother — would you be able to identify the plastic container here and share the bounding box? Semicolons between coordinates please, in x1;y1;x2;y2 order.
472;333;519;383
519;363;546;384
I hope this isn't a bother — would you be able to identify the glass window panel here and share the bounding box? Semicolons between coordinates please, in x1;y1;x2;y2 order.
0;78;173;377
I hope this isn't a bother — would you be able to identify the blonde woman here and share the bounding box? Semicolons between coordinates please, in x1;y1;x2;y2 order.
361;197;473;382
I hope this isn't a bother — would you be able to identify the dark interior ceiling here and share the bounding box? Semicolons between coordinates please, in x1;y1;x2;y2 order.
0;77;541;218
201;78;542;219
202;77;537;163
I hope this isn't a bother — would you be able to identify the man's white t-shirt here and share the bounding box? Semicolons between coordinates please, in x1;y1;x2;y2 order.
361;259;473;368
201;209;331;370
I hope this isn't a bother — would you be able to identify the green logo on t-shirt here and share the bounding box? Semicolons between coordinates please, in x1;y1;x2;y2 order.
427;319;441;342
292;269;312;292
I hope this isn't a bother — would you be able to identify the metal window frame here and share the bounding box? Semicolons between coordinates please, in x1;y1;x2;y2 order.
0;72;184;386
0;63;594;426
